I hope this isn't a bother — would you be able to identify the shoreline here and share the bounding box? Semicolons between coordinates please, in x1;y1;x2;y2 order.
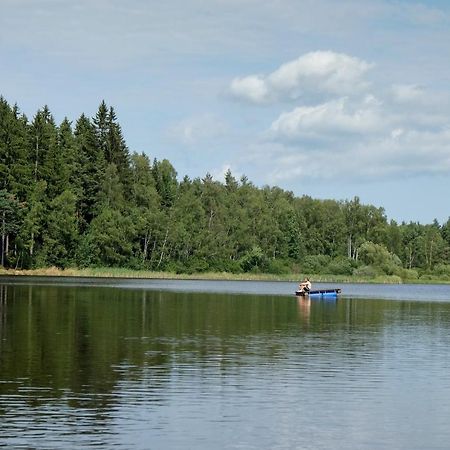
1;267;449;285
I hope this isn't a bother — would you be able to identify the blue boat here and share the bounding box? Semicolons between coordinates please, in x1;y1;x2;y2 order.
295;288;341;299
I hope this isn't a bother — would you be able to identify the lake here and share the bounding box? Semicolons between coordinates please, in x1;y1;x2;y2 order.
1;277;450;449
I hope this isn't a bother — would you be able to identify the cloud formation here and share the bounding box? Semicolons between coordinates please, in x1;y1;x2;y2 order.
270;96;384;140
256;126;450;186
391;84;425;103
230;49;450;184
230;51;372;103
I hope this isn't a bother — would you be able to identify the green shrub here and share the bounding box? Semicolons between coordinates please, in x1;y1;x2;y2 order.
352;265;382;278
184;257;210;274
419;273;442;282
210;258;243;274
395;268;419;280
359;241;402;275
373;275;402;284
164;260;187;274
433;264;450;277
326;256;355;275
239;246;266;273
266;259;290;275
301;255;331;274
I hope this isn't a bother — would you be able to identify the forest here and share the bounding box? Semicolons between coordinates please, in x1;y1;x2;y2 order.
1;97;450;281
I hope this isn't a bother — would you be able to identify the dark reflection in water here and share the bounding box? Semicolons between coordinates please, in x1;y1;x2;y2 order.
2;283;450;449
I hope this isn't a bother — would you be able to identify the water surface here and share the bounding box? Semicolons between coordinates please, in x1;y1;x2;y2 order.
1;275;450;301
1;279;450;449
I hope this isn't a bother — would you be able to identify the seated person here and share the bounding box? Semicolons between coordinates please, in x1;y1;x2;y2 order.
298;277;311;293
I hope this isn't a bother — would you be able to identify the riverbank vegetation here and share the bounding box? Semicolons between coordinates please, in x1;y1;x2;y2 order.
1;267;449;285
1;98;449;283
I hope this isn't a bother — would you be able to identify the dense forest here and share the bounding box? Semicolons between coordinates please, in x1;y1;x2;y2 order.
1;97;450;280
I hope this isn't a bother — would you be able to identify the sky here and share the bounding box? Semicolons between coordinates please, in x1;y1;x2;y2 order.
1;0;450;225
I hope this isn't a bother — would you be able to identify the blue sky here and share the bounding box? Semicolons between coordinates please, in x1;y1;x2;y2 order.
1;0;450;224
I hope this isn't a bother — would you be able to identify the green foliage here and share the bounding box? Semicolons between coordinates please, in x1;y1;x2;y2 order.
0;189;24;267
85;208;135;267
300;255;332;274
29;106;59;190
352;265;383;278
372;274;403;284
359;241;402;275
19;181;47;266
40;190;79;268
75;232;98;268
396;268;419;281
442;218;450;247
169;257;210;274
266;258;291;275
1;96;449;276
152;158;178;208
0;98;30;197
325;256;355;275
74;113;106;228
431;264;450;280
97;163;125;210
220;259;244;274
239;246;266;273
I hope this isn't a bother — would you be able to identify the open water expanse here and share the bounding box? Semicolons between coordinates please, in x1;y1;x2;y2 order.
1;277;450;449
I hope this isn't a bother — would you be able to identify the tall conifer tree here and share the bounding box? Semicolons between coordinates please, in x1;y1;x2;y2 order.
0;98;30;198
57;118;78;192
93;101;131;190
74;113;106;227
29;106;59;198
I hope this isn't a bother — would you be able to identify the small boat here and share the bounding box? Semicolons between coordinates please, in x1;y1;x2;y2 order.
295;288;341;298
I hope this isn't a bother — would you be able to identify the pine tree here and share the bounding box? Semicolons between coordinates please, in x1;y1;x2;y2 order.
74;113;106;227
0;98;30;198
152;158;178;208
29;106;59;199
107;106;131;183
224;169;238;192
93;102;131;189
57;118;78;192
93;100;109;158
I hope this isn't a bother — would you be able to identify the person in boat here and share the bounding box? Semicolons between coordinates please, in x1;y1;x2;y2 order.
298;277;311;293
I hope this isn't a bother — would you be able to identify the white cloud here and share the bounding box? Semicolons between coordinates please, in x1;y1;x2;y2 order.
230;51;372;104
391;128;404;139
387;85;450;132
269;97;385;140
230;46;450;183
268;51;372;96
391;84;425;103
261;126;450;183
229;76;270;104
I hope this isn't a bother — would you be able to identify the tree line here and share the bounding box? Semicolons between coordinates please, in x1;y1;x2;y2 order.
1;97;449;279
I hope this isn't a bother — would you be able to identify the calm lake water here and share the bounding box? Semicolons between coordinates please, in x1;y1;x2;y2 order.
1;277;450;449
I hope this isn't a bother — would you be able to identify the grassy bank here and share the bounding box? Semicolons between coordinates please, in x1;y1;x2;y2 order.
1;266;449;284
